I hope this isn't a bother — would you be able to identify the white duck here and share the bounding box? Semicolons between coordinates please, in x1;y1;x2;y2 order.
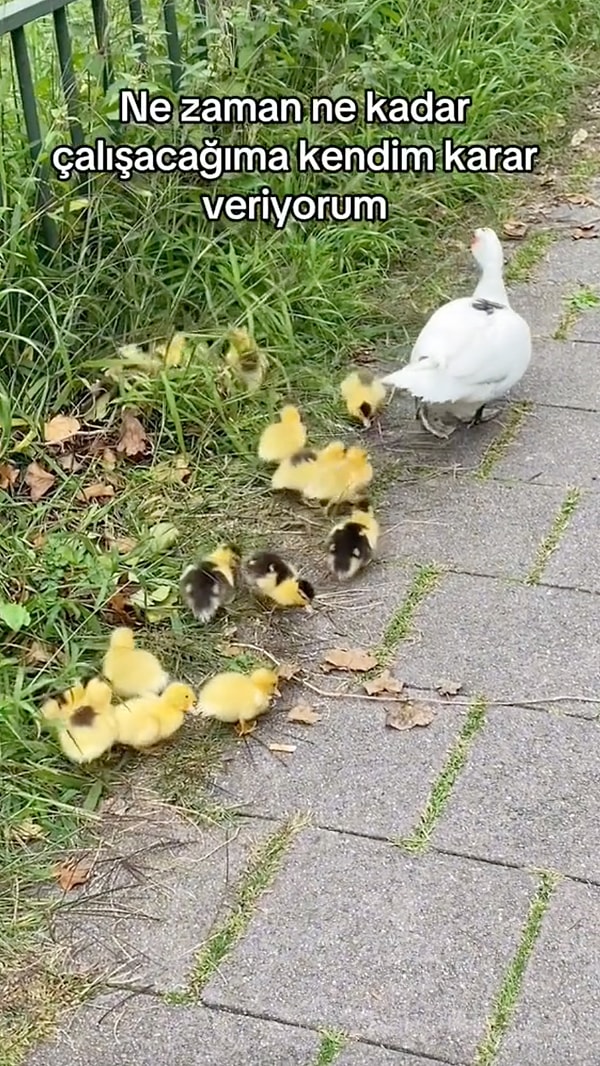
381;228;532;438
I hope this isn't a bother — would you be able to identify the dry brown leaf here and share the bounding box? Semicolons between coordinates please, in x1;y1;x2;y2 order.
102;447;118;470
78;482;115;502
268;743;297;754
277;661;301;682
106;590;137;624
0;462;19;491
287;703;321;725
116;410;148;458
108;535;137;554
435;679;463;698
54;857;92;891
321;647;378;672
385;701;435;732
58;454;84;473
24;462;56;503
572;224;599;240
22;640;55;666
44;414;81;445
363;670;405;696
570;127;589;148
503;219;528;239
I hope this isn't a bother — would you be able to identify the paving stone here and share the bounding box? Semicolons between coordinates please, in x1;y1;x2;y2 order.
212;687;465;839
381;479;564;578
517;339;600;410
569;306;600;342
26;995;319;1066
431;707;600;881
378;401;513;477
491;405;600;488
533;237;600;287
542;491;600;593
50;797;275;991
338;1045;461;1066
496;881;600;1066
203;830;534;1064
391;572;599;718
509;280;569;338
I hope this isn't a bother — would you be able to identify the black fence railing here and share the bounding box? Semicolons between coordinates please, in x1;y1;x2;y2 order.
0;0;205;249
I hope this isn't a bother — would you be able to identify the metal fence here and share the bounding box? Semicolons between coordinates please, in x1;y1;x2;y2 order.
0;0;205;249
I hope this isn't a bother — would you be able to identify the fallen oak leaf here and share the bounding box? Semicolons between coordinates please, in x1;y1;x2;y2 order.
0;462;19;490
287;703;321;725
24;462;56;502
54;857;92;891
385;701;435;732
363;669;405;696
321;647;378;672
116;410;148;458
78;482;115;502
435;679;463;698
503;219;528;239
572;225;598;240
268;743;296;754
44;414;81;444
58;454;84;473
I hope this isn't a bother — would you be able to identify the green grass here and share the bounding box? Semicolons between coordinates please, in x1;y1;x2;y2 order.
376;564;442;666
526;487;581;584
553;286;600;339
505;232;557;284
475;873;558;1066
400;697;487;852
477;402;533;479
314;1031;347;1065
187;817;305;996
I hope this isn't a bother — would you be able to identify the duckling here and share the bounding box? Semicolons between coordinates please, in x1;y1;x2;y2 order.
326;500;380;580
271;448;319;493
258;405;307;463
197;667;280;736
42;678;118;764
244;551;315;609
302;444;373;507
113;682;196;749
180;543;240;623
102;627;169;698
224;327;268;392
341;369;387;427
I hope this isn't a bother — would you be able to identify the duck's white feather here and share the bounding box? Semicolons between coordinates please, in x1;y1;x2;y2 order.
381;229;532;407
385;297;531;404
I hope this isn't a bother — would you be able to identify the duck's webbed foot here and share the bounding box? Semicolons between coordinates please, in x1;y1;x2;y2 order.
417;403;458;440
470;404;502;426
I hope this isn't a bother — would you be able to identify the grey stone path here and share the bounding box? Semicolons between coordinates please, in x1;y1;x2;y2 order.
26;195;600;1066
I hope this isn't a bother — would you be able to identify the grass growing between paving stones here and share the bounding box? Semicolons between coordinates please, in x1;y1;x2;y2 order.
375;565;442;667
475;872;558;1066
553;286;600;339
314;1030;347;1065
477;402;533;480
505;232;557;284
526;488;581;585
400;697;487;853
184;817;305;999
